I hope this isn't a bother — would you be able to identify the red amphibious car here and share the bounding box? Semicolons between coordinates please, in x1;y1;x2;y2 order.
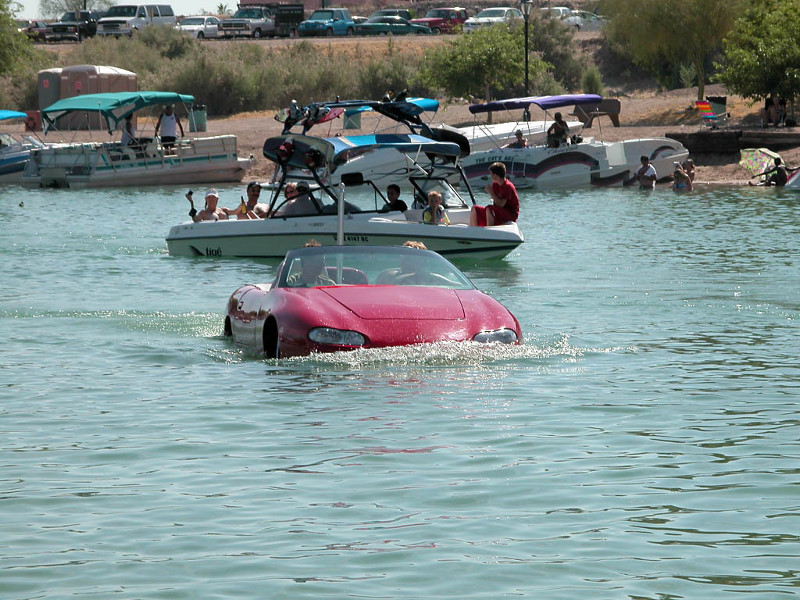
224;244;521;358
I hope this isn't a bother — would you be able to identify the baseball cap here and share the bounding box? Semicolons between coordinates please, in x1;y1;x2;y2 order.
205;188;219;199
247;181;261;190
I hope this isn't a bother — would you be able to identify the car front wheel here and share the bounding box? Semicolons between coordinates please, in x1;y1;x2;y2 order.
197;31;204;39
325;27;334;36
252;28;262;38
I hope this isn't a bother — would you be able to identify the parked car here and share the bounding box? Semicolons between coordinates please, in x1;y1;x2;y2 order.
176;15;220;38
45;10;102;42
298;8;355;37
96;4;177;36
356;16;431;36
409;7;469;34
463;7;522;33
16;19;48;41
368;8;413;21
571;10;607;31
540;6;581;28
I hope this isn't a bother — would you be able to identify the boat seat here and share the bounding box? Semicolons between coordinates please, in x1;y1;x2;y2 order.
326;267;368;285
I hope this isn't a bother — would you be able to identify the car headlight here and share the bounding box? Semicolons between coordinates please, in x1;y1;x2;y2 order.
472;328;517;344
309;327;366;347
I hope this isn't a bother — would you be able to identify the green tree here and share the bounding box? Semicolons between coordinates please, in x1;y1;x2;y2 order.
716;0;800;102
602;0;743;99
0;0;37;76
38;0;114;19
419;24;547;101
529;11;584;91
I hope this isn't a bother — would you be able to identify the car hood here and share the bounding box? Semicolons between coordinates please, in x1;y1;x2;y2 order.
319;286;466;320
411;18;443;24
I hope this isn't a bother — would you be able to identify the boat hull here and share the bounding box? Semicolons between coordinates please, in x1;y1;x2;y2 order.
20;135;251;189
461;137;689;190
166;211;523;260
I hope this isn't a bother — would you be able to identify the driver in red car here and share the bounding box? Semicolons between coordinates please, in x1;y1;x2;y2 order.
286;240;336;287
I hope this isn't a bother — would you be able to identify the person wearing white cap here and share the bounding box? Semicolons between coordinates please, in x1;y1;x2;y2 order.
190;189;235;222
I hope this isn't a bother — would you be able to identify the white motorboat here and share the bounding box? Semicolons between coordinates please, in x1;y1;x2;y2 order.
274;96;584;187
461;95;689;190
166;133;523;259
0;110;48;182
20;91;252;189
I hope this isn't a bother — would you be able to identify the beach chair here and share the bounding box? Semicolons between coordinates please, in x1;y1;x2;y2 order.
695;100;728;129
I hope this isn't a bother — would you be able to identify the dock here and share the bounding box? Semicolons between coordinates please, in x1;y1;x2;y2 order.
666;129;800;155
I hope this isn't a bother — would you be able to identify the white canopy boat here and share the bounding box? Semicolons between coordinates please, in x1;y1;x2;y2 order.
461;94;689;190
0;110;48;182
20;91;252;189
166;133;523;259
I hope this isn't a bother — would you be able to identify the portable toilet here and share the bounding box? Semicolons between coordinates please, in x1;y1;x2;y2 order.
57;65;137;130
37;68;63;112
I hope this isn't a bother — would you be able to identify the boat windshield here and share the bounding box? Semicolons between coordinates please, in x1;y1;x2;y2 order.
279;245;474;289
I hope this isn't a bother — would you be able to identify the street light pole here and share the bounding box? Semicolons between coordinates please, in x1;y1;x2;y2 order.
521;0;532;120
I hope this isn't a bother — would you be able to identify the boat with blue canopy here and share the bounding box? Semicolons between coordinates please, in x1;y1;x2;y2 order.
166;133;523;259
0;110;48;182
21;91;253;188
461;94;689;190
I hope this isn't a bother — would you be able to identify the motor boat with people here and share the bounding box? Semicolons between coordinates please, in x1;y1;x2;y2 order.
20;91;252;188
165;132;524;259
224;243;521;358
0;110;48;182
460;94;689;190
272;94;583;187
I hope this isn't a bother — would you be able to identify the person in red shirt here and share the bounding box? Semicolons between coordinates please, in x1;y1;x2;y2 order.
470;162;520;227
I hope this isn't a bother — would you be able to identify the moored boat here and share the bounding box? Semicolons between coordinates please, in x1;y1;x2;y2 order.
0;110;47;182
461;95;689;190
20;92;252;189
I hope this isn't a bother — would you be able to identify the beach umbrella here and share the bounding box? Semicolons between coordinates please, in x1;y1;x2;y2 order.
739;147;781;177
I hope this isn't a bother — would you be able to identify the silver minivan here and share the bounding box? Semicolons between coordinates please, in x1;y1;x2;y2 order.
96;4;176;36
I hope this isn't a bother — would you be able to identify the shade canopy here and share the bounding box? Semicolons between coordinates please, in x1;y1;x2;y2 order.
469;94;603;114
0;110;28;122
41;91;194;133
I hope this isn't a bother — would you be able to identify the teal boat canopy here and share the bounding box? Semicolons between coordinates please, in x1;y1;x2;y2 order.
41;91;195;133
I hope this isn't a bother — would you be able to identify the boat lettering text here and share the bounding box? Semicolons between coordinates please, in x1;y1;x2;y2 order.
205;247;223;257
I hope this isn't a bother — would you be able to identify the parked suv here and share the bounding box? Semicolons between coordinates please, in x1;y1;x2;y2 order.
298;8;355;37
46;10;103;42
96;4;177;36
410;7;468;34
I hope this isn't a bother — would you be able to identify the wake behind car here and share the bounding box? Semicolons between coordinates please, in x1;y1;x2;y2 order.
463;7;522;33
298;8;355;37
224;244;521;357
355;16;431;36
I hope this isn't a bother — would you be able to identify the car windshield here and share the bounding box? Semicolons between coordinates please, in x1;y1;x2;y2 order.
279;246;474;289
309;10;334;20
477;9;505;17
367;16;395;23
105;6;137;17
425;9;448;18
180;17;204;25
58;12;79;20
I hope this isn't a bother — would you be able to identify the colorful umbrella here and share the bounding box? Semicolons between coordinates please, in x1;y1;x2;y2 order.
739;147;781;178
